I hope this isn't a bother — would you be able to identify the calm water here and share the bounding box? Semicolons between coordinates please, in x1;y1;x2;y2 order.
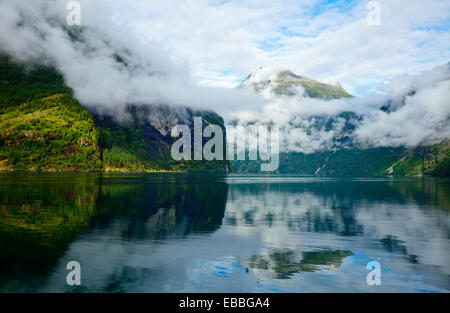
0;173;449;293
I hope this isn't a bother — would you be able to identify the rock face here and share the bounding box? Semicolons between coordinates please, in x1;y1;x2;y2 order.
145;104;191;136
94;103;228;172
239;67;352;99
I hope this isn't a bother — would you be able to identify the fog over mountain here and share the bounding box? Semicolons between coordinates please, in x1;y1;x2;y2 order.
0;0;449;154
236;64;450;152
0;0;267;120
354;63;450;148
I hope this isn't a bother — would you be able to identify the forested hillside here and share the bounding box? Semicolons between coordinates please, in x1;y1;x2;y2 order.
0;54;228;172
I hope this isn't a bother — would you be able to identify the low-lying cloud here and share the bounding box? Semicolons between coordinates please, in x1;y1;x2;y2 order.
0;0;267;119
354;66;450;148
0;0;448;154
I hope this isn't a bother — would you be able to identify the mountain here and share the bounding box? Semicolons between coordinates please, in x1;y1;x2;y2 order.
232;145;450;176
239;67;352;99
0;54;228;172
233;67;450;177
1;55;448;176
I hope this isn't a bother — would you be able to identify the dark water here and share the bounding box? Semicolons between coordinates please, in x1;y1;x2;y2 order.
0;172;449;293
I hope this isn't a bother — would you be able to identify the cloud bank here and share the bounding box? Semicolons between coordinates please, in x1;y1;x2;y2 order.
354;63;450;148
0;0;267;119
232;63;450;153
0;0;448;154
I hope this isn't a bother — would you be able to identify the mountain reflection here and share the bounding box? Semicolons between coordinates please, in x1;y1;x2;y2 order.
0;173;448;292
224;176;450;286
92;176;228;239
0;173;99;275
0;173;228;284
243;249;353;279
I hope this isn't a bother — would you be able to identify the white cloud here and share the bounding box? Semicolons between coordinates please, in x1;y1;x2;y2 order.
0;0;268;119
231;63;450;153
354;64;450;147
119;0;450;94
0;0;448;153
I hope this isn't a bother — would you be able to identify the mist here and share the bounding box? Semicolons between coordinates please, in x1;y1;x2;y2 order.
0;0;268;120
233;63;450;153
0;0;448;154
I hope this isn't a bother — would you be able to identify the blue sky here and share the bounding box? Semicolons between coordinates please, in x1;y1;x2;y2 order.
10;0;450;97
110;0;450;96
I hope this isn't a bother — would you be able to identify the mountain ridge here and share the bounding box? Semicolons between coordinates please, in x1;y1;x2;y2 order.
239;66;353;99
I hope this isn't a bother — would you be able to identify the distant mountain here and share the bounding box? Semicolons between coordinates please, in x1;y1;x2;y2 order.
239;67;352;99
0;54;228;172
232;67;450;177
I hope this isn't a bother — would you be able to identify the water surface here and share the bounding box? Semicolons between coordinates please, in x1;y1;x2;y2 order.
0;173;449;292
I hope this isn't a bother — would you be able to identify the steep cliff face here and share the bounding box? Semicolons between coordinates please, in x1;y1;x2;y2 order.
0;54;228;172
95;104;228;172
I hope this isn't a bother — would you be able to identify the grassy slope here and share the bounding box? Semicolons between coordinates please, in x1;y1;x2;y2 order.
0;94;102;171
390;142;450;176
273;72;353;99
0;54;227;172
300;80;352;99
0;56;70;107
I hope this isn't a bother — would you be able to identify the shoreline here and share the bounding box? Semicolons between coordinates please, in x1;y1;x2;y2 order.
0;168;233;174
0;168;443;177
0;168;185;173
